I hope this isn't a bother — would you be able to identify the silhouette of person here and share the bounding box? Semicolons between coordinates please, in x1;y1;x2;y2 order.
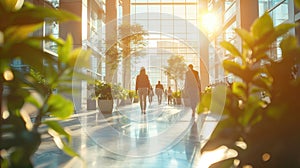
135;67;151;114
184;64;201;117
155;81;164;104
148;86;154;104
167;86;173;105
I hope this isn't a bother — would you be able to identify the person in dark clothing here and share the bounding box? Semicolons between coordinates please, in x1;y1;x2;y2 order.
167;86;173;105
135;67;151;114
155;81;164;104
184;64;201;117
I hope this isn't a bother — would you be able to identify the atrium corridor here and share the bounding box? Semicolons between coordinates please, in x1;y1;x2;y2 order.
33;98;223;168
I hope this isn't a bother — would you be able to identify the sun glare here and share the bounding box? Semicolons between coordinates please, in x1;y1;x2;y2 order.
197;146;237;167
201;13;218;34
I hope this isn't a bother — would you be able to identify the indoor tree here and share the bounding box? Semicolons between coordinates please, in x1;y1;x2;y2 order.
105;22;148;89
164;55;187;92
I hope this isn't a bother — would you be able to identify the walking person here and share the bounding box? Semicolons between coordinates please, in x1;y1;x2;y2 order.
148;86;154;105
184;64;201;117
135;67;151;114
164;89;168;101
167;86;173;105
155;81;164;104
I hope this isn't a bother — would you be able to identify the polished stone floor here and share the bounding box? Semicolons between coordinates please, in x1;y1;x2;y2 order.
33;99;225;168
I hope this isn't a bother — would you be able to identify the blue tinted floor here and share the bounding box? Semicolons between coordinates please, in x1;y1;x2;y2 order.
33;100;223;168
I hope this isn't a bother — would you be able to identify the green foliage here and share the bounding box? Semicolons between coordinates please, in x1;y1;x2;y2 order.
94;80;113;100
172;90;181;98
105;22;148;77
128;90;136;99
111;83;128;99
197;86;212;112
296;0;300;9
0;2;89;167
93;81;129;100
199;12;300;167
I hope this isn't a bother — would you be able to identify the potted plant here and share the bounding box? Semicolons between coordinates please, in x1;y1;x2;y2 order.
172;90;182;105
111;83;128;106
94;80;113;113
199;12;300;167
128;90;136;103
0;1;86;167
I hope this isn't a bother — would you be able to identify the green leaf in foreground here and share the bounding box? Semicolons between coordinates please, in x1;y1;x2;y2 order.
47;94;74;119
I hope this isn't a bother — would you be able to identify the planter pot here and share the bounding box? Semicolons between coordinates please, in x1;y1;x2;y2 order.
119;98;133;106
175;97;182;105
98;99;113;114
87;99;96;110
133;97;139;103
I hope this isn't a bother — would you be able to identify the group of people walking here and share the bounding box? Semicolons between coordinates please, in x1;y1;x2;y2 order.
135;64;201;117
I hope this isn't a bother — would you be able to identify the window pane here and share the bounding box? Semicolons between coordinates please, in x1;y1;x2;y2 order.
161;20;173;34
174;5;185;18
186;5;197;19
135;5;147;14
161;5;173;15
270;1;288;26
149;20;160;31
174;20;186;33
149;5;160;13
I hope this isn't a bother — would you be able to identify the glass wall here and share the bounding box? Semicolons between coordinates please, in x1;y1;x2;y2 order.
130;0;200;89
44;20;59;53
259;0;288;60
44;0;59;53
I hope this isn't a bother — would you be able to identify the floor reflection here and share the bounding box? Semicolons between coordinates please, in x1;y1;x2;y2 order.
33;101;221;168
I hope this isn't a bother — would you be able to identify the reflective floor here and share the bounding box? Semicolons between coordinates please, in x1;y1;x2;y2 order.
33;100;223;168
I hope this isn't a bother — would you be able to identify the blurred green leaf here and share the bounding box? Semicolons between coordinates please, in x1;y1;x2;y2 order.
25;94;42;109
198;90;212;113
239;96;263;126
9;43;56;73
295;0;300;9
69;48;92;68
223;60;244;79
47;94;74;119
61;142;80;158
235;28;255;49
0;60;10;73
43;120;71;142
266;105;286;120
255;23;295;47
251;12;274;39
7;88;30;115
4;23;43;44
43;120;80;158
58;34;73;64
0;0;23;11
13;2;79;25
280;35;298;54
220;41;242;58
232;82;246;99
252;75;271;91
274;23;296;40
